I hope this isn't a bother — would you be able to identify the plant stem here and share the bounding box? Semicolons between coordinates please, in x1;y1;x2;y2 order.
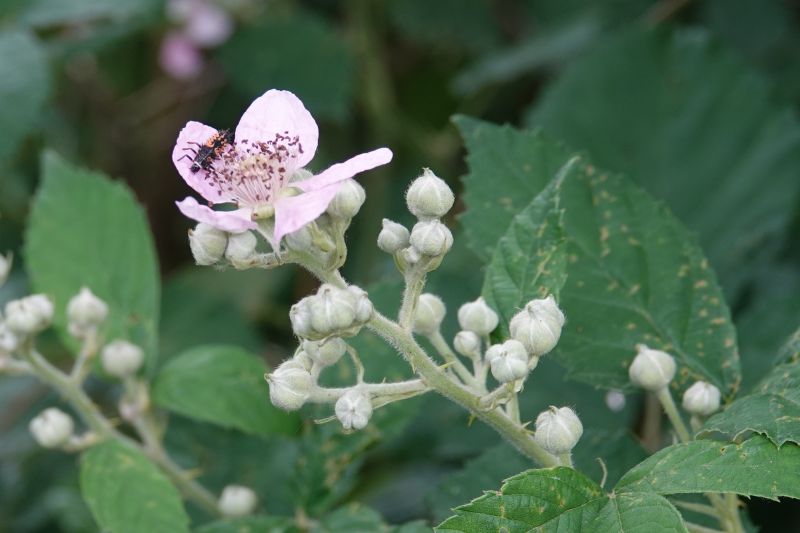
558;453;573;467
308;378;429;403
655;387;691;443
428;330;482;390
506;392;521;424
672;500;719;518
398;266;426;330
70;331;99;384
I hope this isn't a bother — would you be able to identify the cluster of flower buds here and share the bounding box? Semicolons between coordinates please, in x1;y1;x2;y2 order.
289;284;373;340
379;169;455;271
4;294;54;337
218;485;257;517
188;223;263;269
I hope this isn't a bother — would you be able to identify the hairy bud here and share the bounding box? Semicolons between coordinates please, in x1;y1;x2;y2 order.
225;231;257;263
267;360;313;411
327;179;366;219
189;223;228;265
0;252;11;287
412;293;446;335
303;337;347;367
458;297;499;336
67;287;108;338
284;225;313;252
5;294;54;336
101;340;145;378
290;297;315;339
682;381;721;416
409;219;453;257
29;407;74;449
486;340;529;383
509;295;564;356
533;406;583;455
347;285;374;323
309;284;356;334
218;485;257;517
628;344;676;391
406;168;454;219
377;219;410;254
454;330;481;358
335;389;373;431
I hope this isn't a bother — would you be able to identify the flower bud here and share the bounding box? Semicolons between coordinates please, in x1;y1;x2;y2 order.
327;179;366;219
101;340;145;378
682;381;721;416
486;340;529;383
533;406;583;455
605;390;626;412
303;337;347;367
377;219;410;254
4;294;54;336
284;225;313;252
309;284;356;335
347;285;374;323
412;293;446;335
267;360;313;411
458;297;499;336
292;349;314;371
67;287;108;337
509;295;564;356
628;344;676;391
225;231;257;262
29;407;74;448
290;298;314;339
409;220;453;257
406;168;454;219
400;246;422;265
454;330;481;358
335;389;373;431
0;252;12;287
218;485;257;517
0;322;19;355
189;223;227;265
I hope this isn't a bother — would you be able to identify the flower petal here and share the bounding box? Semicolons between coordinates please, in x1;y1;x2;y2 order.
235;89;318;169
297;148;393;193
176;197;256;233
273;186;341;243
172;121;233;204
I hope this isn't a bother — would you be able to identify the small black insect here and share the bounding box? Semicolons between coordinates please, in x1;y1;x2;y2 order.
179;128;235;173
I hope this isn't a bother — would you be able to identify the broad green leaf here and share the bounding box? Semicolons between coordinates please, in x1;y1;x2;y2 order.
217;10;353;122
80;441;189;533
530;28;800;294
437;467;687;532
616;435;800;500
0;30;49;162
700;328;800;446
25;152;160;365
310;503;428;532
454;116;574;261
152;345;300;437
195;516;296;533
20;0;157;27
481;157;571;332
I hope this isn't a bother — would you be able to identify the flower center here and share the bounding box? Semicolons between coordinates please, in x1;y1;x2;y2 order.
205;131;304;207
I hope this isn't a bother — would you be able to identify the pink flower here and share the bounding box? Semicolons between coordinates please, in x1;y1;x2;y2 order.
173;89;392;243
159;31;204;80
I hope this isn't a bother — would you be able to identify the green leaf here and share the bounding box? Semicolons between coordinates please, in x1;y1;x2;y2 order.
700;328;800;446
217;10;354;122
454;116;574;262
80;441;189;533
20;0;158;27
530;28;800;294
152;345;299;437
25;152;160;365
313;504;386;532
0;30;49;161
481;157;572;333
616;435;800;500
436;467;687;532
195;516;296;533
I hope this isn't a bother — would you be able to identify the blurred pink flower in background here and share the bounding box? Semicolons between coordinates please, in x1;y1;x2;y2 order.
159;31;204;80
160;0;234;79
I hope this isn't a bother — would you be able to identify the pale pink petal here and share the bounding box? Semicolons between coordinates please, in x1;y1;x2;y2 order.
172;121;234;204
273;186;341;243
160;32;204;80
176;197;256;233
184;1;233;48
297;148;393;193
235;90;318;169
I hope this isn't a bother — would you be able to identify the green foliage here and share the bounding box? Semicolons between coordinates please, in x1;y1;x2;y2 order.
530;28;800;295
617;436;800;500
701;328;800;446
18;0;158;27
25;152;160;366
80;441;189;533
151;345;300;437
195;516;295;533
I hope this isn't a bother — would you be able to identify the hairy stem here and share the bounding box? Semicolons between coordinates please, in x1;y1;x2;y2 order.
655;387;691;443
398;266;426;330
428;330;482;390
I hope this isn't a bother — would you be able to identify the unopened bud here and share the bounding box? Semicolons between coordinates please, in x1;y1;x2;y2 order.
409;219;453;257
412;293;446;335
267;360;313;411
347;285;374;323
189;223;228;265
309;284;356;335
335;388;373;431
290;298;314;339
605;390;626;412
5;294;54;336
628;344;676;391
0;322;19;355
458;297;499;336
682;381;721;416
225;231;257;262
303;337;347;367
406;168;454;219
284;225;313;252
327;179;366;219
67;287;108;337
218;485;257;517
377;219;410;254
486;340;528;383
0;252;12;287
509;295;564;356
454;330;481;358
533;406;583;455
29;407;74;448
400;246;422;265
101;340;144;377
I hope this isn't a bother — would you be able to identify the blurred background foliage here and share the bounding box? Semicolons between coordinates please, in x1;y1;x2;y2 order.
0;0;799;531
